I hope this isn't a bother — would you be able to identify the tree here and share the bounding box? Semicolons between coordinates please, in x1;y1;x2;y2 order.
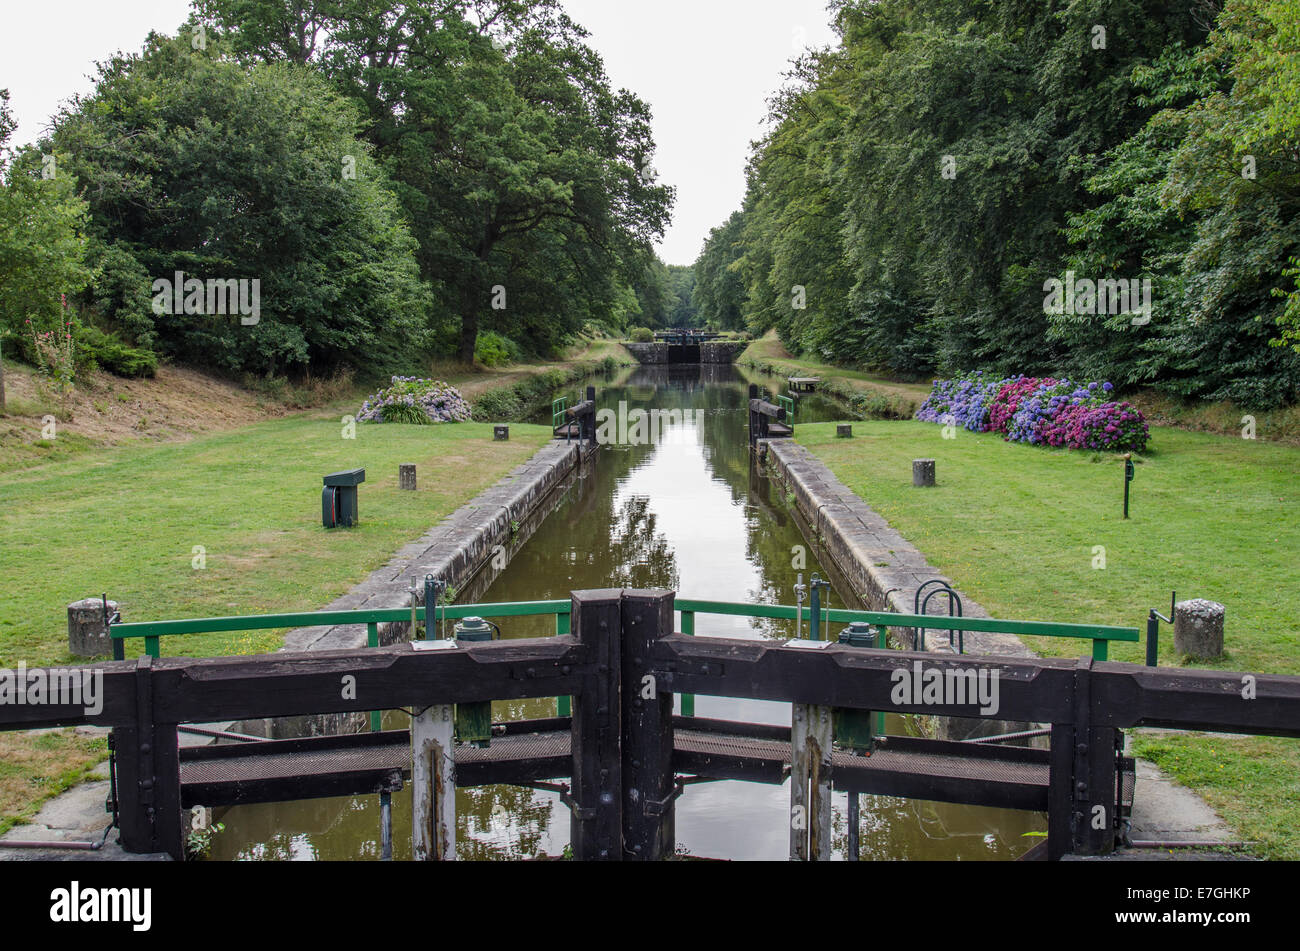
0;89;94;374
693;210;748;331
48;33;428;376
197;0;673;362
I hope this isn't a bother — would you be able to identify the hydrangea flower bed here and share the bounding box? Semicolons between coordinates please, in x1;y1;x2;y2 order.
914;371;1004;431
915;373;1149;453
357;377;473;425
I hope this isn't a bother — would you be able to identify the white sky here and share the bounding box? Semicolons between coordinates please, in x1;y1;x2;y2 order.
0;0;840;265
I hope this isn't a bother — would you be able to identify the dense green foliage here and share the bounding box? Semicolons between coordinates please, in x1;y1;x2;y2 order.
0;91;94;347
197;0;673;365
46;33;427;377
696;0;1300;408
6;2;672;380
629;259;699;328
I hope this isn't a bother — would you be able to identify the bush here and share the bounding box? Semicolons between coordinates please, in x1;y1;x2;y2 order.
915;371;1005;431
1047;402;1150;453
475;332;522;368
357;378;472;425
988;377;1054;434
916;373;1149;452
628;327;654;343
76;325;158;378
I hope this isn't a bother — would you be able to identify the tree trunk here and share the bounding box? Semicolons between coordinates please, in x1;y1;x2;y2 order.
458;242;494;365
458;298;478;365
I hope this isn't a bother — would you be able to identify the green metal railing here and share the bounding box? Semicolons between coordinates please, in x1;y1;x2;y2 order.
776;395;795;422
110;599;1140;727
551;397;568;431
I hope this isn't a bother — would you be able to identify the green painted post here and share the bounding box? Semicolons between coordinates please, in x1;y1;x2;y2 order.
1092;638;1108;662
556;613;572;717
368;622;381;732
681;611;696;718
145;636;160;659
877;626;887;737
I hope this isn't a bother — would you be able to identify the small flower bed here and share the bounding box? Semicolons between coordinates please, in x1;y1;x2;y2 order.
915;373;1148;453
988;377;1055;434
357;377;472;425
914;371;1003;431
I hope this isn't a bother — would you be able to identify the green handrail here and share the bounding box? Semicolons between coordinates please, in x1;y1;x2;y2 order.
109;597;1139;729
552;397;568;431
777;395;795;421
111;598;1138;658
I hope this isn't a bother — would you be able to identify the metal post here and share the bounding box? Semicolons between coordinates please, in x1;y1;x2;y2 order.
790;704;810;861
809;577;821;641
790;702;832;861
1146;611;1160;667
556;612;572;718
809;575;829;641
680;611;695;718
410;581;420;640
794;577;803;638
368;622;381;732
1123;454;1134;520
411;703;455;861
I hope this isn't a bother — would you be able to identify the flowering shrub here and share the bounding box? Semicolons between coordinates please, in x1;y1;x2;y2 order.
916;374;1148;452
1051;402;1149;452
915;371;1007;431
987;377;1055;434
1006;379;1112;445
357;378;472;425
27;316;77;416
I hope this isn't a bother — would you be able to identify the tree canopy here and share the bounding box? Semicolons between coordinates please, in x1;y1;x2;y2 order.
696;0;1300;408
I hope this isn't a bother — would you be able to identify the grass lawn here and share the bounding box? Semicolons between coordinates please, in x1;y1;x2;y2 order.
0;344;619;838
0;415;552;667
797;419;1300;858
0;414;551;836
0;731;109;838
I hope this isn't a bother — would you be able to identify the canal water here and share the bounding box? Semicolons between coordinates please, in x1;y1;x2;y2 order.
208;364;1043;860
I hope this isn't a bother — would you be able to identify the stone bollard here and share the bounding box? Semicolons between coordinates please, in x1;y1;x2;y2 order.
1174;599;1226;659
913;459;936;488
399;464;417;491
68;598;116;658
494;425;509;442
837;425;853;439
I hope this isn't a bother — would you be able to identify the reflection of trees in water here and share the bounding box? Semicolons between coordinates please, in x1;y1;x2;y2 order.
830;795;1043;861
219;792;405;862
594;493;680;591
458;783;556;861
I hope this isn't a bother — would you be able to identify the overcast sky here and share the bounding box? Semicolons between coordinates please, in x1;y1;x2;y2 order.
1;0;839;265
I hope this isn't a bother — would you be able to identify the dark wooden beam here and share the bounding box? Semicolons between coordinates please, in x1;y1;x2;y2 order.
621;589;676;861
652;635;1078;723
570;590;623;861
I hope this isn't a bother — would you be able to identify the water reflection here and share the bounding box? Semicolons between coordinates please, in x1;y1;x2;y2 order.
207;364;1043;861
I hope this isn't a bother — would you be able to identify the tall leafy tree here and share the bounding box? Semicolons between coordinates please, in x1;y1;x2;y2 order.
0;90;94;344
198;0;673;362
48;32;428;376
